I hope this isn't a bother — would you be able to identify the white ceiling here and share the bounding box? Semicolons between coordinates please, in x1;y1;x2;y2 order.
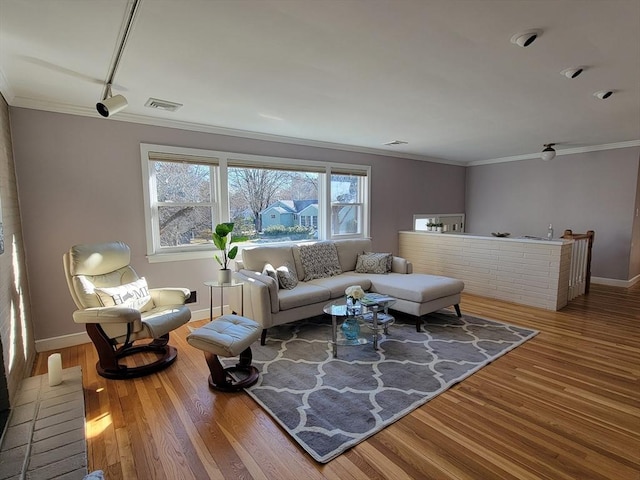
1;0;639;165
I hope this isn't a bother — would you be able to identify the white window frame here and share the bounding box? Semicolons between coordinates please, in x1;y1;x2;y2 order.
328;166;370;239
141;143;371;263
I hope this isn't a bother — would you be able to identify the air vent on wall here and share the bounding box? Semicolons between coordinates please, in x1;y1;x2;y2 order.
383;140;408;146
144;98;183;112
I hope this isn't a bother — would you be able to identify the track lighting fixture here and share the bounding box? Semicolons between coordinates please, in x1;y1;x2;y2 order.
510;29;541;47
96;84;128;117
541;143;556;161
95;0;140;118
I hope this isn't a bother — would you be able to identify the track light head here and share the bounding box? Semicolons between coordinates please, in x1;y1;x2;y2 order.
96;84;128;117
510;29;541;47
541;143;556;161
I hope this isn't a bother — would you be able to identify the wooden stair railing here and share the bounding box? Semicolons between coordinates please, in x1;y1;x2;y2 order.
561;229;595;299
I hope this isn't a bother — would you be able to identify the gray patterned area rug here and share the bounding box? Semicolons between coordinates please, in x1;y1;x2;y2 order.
238;310;537;463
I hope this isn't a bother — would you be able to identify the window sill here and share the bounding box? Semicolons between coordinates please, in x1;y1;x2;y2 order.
146;250;213;263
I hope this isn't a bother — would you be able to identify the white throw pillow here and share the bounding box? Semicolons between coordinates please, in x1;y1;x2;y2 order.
262;263;279;291
95;277;155;312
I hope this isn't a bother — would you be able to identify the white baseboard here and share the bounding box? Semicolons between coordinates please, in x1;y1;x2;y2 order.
35;307;219;352
35;331;91;353
591;275;640;288
190;307;210;321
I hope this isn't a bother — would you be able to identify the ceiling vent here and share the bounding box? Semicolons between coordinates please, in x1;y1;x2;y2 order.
144;98;183;112
383;140;408;146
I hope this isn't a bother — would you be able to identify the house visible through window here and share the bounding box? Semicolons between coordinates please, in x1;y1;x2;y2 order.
141;144;370;261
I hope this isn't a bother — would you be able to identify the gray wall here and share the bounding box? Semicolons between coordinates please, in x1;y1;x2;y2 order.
465;147;640;281
9;107;465;341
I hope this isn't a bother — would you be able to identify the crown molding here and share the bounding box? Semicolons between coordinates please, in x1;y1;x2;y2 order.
7;96;465;166
0;67;15;104
7;96;637;167
468;140;640;166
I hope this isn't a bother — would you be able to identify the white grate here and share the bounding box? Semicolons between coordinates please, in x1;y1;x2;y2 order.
144;98;183;112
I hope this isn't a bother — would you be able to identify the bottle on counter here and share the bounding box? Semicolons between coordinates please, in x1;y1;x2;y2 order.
547;223;553;240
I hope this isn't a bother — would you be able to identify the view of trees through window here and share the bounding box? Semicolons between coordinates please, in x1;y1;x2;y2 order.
155;161;214;247
331;173;363;236
150;155;365;252
228;166;319;242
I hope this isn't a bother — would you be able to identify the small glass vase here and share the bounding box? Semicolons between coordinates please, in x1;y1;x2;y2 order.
341;316;361;341
346;297;362;316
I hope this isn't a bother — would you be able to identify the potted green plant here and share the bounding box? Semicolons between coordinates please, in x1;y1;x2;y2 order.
213;222;238;284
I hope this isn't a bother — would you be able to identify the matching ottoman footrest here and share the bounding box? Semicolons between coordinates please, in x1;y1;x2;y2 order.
187;314;261;392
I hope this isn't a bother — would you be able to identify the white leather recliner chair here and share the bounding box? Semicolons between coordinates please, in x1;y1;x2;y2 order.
63;241;191;379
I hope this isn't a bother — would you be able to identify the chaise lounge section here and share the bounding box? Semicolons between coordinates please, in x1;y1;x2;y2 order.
234;238;464;343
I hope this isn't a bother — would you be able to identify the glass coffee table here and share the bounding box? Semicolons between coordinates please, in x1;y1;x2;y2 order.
323;296;396;358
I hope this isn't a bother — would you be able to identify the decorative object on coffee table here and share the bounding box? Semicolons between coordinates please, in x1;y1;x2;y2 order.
340;316;360;341
323;301;367;356
345;285;364;316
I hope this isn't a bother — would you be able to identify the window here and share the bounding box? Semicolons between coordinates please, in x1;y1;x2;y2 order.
330;170;367;236
154;162;216;248
141;144;370;261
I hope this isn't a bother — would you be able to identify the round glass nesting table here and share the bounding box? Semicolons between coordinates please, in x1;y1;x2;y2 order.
323;296;396;358
204;279;244;321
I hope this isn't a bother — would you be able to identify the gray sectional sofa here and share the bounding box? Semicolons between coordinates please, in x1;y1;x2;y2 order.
234;238;464;344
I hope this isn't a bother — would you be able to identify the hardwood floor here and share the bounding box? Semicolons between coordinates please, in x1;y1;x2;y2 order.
33;283;640;479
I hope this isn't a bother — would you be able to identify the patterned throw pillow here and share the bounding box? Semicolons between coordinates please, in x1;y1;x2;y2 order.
355;252;392;274
276;263;298;289
95;277;155;312
366;251;393;272
299;242;342;281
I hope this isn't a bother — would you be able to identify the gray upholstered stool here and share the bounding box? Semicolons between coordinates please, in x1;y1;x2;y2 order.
187;314;261;392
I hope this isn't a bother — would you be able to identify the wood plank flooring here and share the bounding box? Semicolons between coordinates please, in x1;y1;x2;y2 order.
32;283;640;479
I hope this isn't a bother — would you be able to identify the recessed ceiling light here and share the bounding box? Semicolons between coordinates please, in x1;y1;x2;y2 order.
561;67;585;79
383;140;408;146
510;29;541;47
593;90;614;100
145;98;183;112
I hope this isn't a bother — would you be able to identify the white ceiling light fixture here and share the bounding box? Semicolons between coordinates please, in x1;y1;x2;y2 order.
594;90;614;99
96;84;128;117
541;143;556;161
561;67;585;79
96;0;142;118
510;29;541;47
